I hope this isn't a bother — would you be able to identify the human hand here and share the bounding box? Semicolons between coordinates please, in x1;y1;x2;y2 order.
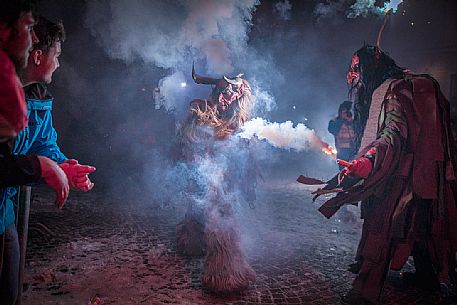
343;157;372;179
59;159;96;192
37;156;69;208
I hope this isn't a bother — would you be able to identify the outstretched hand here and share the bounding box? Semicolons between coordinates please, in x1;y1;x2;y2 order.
343;157;372;179
59;159;96;192
38;156;69;209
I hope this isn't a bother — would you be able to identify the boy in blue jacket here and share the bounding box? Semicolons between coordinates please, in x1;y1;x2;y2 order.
17;16;96;191
0;15;95;304
0;5;70;304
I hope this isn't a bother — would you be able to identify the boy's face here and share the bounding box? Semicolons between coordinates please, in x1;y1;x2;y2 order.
32;41;61;84
3;12;38;69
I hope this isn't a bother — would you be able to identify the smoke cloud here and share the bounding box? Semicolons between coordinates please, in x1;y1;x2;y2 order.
84;0;280;118
274;0;292;21
239;117;336;158
37;0;456;273
314;0;405;20
84;0;258;73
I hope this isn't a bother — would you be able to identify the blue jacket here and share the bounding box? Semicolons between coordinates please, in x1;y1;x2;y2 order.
1;83;67;234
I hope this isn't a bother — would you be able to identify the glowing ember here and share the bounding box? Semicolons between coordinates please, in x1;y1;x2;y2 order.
322;145;337;159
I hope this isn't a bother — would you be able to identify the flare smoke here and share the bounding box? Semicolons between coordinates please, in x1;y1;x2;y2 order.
239;117;336;158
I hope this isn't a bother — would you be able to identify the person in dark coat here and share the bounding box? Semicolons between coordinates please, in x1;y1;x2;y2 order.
328;100;356;169
309;45;457;304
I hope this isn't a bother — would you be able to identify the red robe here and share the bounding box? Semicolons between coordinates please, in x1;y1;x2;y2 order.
318;75;457;302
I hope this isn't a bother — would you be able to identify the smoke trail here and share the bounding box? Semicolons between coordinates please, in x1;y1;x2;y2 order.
348;0;404;18
382;0;403;13
314;0;404;20
238;117;336;158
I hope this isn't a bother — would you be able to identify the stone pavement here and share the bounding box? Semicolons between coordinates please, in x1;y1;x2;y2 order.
21;179;457;305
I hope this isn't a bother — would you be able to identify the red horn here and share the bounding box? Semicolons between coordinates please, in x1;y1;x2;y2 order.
192;63;218;85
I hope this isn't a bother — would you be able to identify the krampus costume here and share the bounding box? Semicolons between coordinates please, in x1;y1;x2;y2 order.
175;65;256;293
303;46;457;304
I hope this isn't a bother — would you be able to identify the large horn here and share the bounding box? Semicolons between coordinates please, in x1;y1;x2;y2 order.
192;63;218;85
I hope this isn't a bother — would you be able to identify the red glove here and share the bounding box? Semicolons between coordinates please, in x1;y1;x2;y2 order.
345;157;372;179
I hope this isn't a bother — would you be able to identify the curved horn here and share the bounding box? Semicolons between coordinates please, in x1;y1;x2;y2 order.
192;62;218;85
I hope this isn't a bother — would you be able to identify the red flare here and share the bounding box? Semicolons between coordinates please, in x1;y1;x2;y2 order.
337;159;351;168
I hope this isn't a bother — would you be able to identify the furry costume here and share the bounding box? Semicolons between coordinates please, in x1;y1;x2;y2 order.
175;66;256;293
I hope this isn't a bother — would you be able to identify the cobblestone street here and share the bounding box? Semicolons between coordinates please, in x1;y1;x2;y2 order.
21;179;457;305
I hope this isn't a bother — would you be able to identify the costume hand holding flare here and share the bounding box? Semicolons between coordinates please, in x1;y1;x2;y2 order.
299;42;457;304
338;147;376;179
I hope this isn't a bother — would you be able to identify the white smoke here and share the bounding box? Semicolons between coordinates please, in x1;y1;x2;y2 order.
382;0;404;13
314;0;405;20
157;71;187;111
348;0;404;18
314;0;346;22
83;0;281;118
84;0;259;74
347;0;378;18
251;82;277;116
274;0;292;21
238;117;333;155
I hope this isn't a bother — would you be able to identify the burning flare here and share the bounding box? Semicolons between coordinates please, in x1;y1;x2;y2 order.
321;143;338;159
238;117;337;159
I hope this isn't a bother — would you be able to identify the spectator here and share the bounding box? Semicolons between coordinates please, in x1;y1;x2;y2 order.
328;101;356;169
0;2;69;304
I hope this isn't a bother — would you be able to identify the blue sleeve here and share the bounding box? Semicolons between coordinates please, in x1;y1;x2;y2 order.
328;118;343;136
28;110;68;164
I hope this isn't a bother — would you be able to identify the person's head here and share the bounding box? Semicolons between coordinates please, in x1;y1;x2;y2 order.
0;0;38;70
24;16;65;84
347;45;404;94
347;45;405;150
338;101;353;121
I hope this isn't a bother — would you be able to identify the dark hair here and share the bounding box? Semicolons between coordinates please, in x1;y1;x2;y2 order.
33;15;65;52
0;0;34;27
349;45;405;151
338;100;352;113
